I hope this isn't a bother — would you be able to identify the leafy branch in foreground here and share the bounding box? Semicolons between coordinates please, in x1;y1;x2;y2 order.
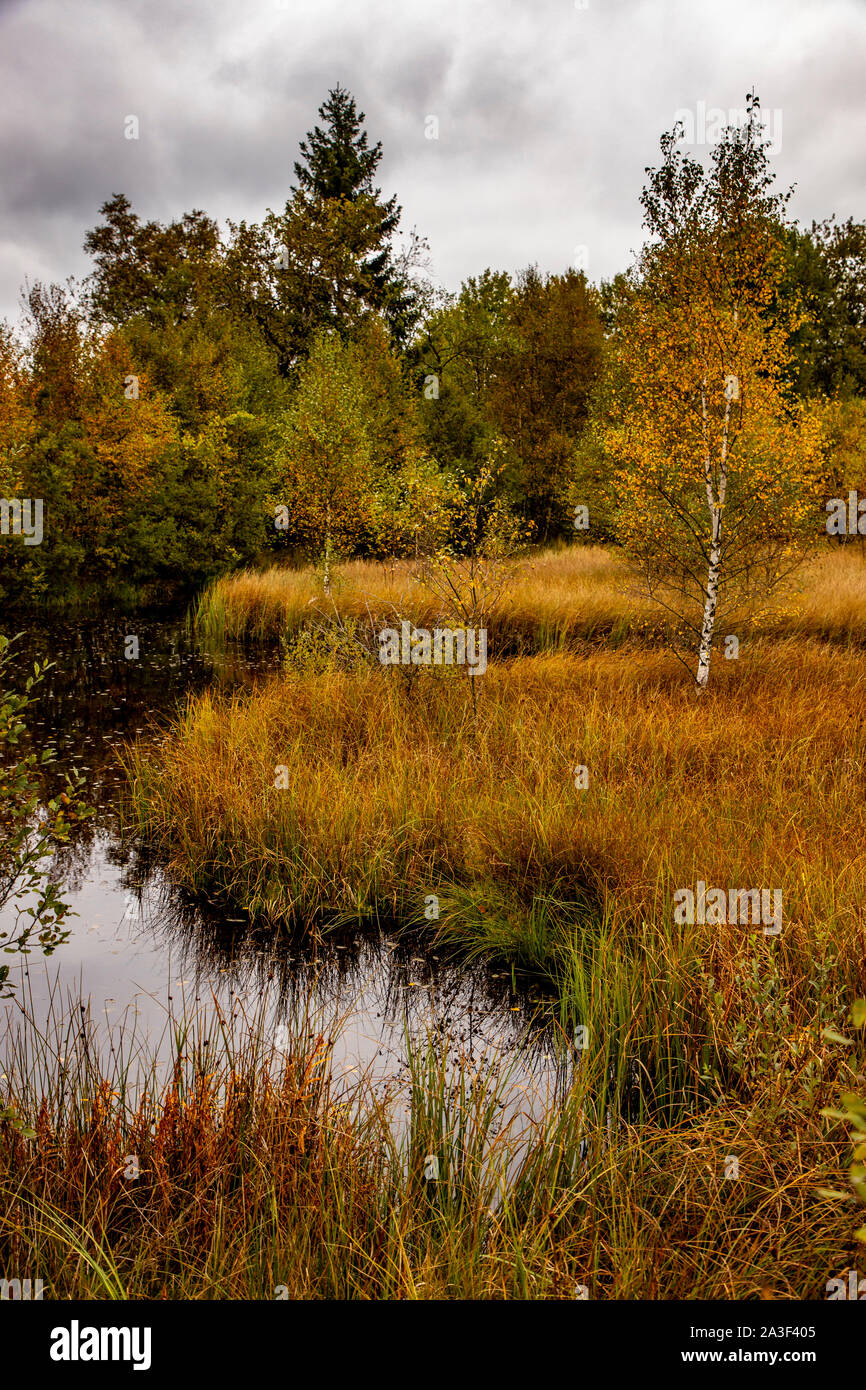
0;632;93;996
820;999;866;1243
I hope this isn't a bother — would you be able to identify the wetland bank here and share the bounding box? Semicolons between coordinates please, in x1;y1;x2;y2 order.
3;546;865;1298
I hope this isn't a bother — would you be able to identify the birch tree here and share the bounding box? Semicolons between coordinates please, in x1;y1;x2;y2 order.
277;330;376;590
603;95;824;688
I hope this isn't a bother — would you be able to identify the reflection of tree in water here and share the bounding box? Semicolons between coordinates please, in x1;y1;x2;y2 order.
10;611;282;889
125;843;573;1110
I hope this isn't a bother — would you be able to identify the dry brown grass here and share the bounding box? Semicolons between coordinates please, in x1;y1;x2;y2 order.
195;542;866;650
1;1001;858;1298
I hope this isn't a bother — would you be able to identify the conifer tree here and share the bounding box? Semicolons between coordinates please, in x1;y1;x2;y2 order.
282;85;416;346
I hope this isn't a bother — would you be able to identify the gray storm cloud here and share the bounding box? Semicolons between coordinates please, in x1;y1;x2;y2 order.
0;0;864;324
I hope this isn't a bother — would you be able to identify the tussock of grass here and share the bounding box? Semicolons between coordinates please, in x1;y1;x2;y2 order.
125;643;866;949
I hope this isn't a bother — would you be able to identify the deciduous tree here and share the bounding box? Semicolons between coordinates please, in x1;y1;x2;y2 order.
603;95;825;688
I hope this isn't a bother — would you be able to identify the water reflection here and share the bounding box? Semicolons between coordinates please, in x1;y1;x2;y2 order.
1;611;574;1126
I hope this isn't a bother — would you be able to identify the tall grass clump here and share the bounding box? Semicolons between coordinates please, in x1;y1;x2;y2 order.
1;990;860;1299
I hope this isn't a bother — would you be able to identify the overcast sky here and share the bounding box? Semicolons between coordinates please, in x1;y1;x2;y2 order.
0;0;864;325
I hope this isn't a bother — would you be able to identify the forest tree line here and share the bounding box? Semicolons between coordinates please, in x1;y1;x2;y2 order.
1;84;864;606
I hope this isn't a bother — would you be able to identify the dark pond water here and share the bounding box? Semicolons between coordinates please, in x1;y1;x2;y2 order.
1;611;571;1131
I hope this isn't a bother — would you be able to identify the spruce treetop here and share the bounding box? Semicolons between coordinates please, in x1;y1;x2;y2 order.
292;84;398;234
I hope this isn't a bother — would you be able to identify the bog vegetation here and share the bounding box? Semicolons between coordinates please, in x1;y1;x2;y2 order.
2;88;866;1298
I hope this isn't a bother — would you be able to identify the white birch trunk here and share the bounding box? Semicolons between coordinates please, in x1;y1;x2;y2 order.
696;522;721;688
696;378;732;690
